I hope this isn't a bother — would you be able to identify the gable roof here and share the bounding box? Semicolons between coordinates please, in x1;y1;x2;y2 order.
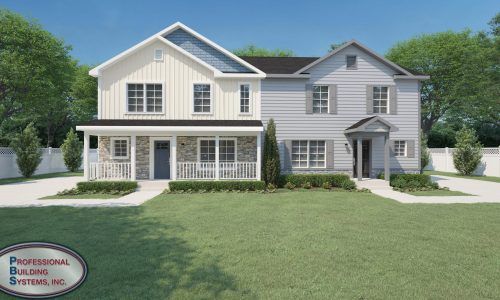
345;116;398;133
294;40;427;79
89;22;265;78
238;56;319;74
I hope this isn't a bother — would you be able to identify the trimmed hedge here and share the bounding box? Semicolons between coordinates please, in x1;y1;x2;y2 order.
76;181;138;193
278;174;356;190
169;181;266;192
389;174;438;190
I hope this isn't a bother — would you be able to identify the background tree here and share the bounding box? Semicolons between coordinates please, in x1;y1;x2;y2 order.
69;64;98;124
386;29;497;135
233;45;294;57
453;127;483;175
61;128;83;172
420;131;430;172
10;123;42;177
262;119;280;185
329;41;348;51
0;9;76;147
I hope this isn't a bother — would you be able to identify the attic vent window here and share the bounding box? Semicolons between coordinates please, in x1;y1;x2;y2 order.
154;49;163;61
346;55;357;70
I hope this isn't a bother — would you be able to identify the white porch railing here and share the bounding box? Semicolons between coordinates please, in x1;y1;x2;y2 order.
89;162;131;180
177;162;257;180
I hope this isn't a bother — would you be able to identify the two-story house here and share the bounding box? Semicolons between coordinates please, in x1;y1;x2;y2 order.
77;22;428;182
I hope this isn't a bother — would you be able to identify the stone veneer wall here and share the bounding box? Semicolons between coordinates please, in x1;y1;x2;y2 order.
177;136;257;162
98;136;150;180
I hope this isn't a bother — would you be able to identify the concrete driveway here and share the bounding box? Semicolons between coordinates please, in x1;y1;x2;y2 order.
0;176;163;208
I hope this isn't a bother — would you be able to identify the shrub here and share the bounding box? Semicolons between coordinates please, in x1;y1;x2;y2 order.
279;174;353;189
262;119;281;185
322;182;331;189
284;182;296;190
10;123;42;177
302;182;312;189
420;130;430;172
76;181;138;193
61;128;83;172
453;127;482;175
267;183;277;193
168;181;266;192
340;180;356;190
389;174;438;190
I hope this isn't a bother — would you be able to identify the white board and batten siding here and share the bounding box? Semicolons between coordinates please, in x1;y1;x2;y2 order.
261;45;420;174
99;40;260;120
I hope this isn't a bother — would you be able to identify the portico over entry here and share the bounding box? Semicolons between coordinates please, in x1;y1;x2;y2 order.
345;116;399;181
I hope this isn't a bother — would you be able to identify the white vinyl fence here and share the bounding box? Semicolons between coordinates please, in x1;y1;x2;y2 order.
0;147;98;179
425;147;500;177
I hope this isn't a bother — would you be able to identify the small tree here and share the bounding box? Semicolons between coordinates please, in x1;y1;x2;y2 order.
61;128;83;172
10;123;42;177
420;130;430;172
262;119;280;185
453;126;483;175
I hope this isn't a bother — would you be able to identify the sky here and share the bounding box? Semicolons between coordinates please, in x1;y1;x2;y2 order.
1;0;498;65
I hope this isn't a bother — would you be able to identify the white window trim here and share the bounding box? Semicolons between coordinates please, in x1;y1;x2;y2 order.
312;85;329;114
154;48;164;61
197;137;238;162
192;82;213;115
372;85;390;115
238;82;252;115
394;140;407;157
125;82;165;115
291;139;327;169
110;137;130;160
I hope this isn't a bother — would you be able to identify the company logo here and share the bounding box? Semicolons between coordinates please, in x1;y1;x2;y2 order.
0;242;87;299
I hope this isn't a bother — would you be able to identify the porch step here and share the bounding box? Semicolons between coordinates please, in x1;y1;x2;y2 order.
137;180;170;191
354;179;391;190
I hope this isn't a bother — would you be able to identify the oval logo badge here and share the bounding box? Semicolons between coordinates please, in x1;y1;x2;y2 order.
0;242;87;299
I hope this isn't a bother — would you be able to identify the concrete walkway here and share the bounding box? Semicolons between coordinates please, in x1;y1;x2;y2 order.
0;177;165;208
356;176;500;204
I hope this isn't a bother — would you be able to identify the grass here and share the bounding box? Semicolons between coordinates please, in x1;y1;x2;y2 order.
425;170;500;183
407;189;472;196
0;171;83;185
1;192;499;299
39;193;122;200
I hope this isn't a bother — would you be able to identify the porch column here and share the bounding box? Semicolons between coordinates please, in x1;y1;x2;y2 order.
357;139;362;181
256;133;262;180
83;132;89;180
384;134;390;181
171;135;177;180
130;135;136;180
215;136;220;180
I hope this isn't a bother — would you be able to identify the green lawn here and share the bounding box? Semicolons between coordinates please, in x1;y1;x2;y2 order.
40;193;121;200
407;189;472;196
425;170;500;183
1;192;499;299
0;171;82;185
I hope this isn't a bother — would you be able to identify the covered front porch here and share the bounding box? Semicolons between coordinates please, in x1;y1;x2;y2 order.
345;116;398;181
76;120;263;181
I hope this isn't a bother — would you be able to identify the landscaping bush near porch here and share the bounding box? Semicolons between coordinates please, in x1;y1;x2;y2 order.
55;181;138;197
389;174;438;191
168;180;266;192
279;174;356;190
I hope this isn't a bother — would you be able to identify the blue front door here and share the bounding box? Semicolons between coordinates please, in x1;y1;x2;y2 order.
154;141;170;179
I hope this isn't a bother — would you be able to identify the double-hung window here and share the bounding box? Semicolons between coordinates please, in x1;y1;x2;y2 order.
193;84;211;113
199;139;236;162
291;140;326;168
373;86;388;114
312;85;329;113
240;84;250;113
111;138;129;159
127;83;163;113
394;140;406;157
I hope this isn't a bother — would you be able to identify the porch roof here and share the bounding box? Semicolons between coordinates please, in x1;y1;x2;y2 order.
344;116;398;134
76;119;263;135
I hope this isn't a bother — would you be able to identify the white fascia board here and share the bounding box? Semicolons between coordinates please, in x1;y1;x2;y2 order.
394;75;430;80
174;22;265;76
266;74;310;79
295;40;413;76
215;73;266;79
76;125;264;133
